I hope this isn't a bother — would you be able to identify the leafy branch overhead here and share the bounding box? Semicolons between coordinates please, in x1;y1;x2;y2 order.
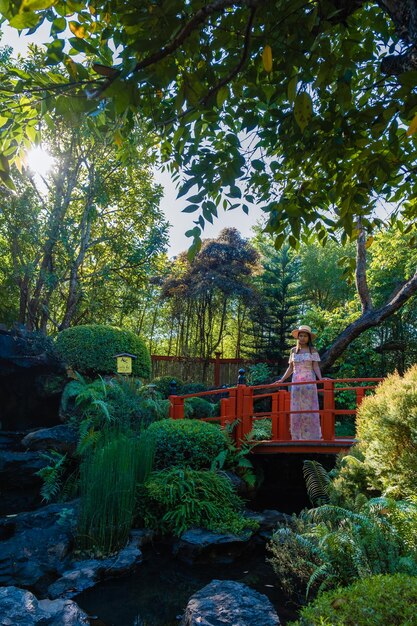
1;1;417;245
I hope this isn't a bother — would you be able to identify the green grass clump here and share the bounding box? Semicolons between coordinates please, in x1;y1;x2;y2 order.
77;429;154;555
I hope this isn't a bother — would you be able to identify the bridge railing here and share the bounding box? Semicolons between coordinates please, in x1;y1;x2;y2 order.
169;378;384;447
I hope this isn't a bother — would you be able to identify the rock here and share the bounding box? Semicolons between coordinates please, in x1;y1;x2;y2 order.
0;586;89;625
245;509;293;540
181;579;280;626
0;502;78;594
173;528;253;565
21;425;78;454
48;532;144;599
0;450;50;515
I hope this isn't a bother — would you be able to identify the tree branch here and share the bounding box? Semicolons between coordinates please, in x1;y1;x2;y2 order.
321;266;417;371
355;225;373;313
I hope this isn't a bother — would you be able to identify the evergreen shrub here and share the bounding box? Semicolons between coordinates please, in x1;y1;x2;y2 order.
355;365;417;498
146;418;228;470
55;324;151;378
136;466;258;536
290;574;417;626
181;382;208;395
151;375;184;398
184;396;213;419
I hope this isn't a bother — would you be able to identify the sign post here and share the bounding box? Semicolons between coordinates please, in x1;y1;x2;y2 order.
114;353;137;376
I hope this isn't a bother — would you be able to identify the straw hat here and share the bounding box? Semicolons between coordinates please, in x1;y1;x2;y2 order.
291;325;317;340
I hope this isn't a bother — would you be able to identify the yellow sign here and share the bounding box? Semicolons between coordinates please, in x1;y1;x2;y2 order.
116;355;132;375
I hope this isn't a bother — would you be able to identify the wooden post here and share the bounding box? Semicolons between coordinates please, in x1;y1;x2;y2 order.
322;380;335;440
220;397;229;428
235;384;245;448
356;387;365;408
283;390;291;440
169;395;184;419
241;386;253;441
228;387;238;445
271;391;279;440
214;351;221;387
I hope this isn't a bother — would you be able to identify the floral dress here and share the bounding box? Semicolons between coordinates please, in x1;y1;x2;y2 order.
289;351;322;440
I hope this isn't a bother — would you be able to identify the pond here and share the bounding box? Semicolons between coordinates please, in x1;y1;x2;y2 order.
75;541;299;626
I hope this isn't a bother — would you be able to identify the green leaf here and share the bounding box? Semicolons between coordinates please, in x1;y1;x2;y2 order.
216;86;228;108
294;92;313;132
9;12;40;28
287;75;297;104
21;0;54;9
182;204;199;213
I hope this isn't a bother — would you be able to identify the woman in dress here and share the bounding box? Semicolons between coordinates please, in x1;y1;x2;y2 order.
278;325;323;440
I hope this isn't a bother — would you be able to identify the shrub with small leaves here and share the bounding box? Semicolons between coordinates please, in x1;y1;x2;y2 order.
290;574;417;626
151;375;184;398
55;324;151;378
184;396;213;419
146;418;228;470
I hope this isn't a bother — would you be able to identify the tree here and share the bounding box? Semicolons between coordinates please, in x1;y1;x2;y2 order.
160;228;259;363
242;229;302;360
0;51;168;331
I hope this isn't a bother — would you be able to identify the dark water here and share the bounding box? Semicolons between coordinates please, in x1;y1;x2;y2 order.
75;542;298;626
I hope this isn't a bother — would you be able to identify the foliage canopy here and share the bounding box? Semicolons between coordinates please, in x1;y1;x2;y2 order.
1;1;417;249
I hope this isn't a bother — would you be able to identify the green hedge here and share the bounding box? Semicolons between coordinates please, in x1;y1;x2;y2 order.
290;574;417;625
184;396;213;419
55;324;151;378
145;418;228;470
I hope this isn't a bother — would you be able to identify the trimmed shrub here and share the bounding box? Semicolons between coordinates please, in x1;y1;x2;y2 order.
181;382;208;395
151;375;184;398
184;396;213;419
355;365;417;498
136;466;258;536
55;324;151;378
290;574;417;625
146;418;228;470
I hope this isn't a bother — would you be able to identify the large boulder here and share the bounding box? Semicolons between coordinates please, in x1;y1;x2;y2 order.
0;586;89;625
173;528;253;564
0;502;77;594
181;579;280;626
21;425;78;454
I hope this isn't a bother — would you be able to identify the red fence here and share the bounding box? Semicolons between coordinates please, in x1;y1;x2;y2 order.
169;378;383;455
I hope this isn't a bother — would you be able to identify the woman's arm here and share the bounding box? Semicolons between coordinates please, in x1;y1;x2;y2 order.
278;362;293;383
312;360;322;380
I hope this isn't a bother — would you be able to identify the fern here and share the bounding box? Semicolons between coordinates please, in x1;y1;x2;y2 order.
303;460;331;506
36;451;68;502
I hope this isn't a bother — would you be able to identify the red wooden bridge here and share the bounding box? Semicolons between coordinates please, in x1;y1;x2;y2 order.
169;378;383;454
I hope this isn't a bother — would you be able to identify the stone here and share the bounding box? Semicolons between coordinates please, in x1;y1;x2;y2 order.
0;586;89;625
0;502;78;594
173;528;253;565
21;425;78;454
181;579;280;626
245;509;293;540
0;450;49;514
48;532;144;599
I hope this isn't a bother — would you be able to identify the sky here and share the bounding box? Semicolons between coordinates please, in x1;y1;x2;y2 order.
2;24;265;257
